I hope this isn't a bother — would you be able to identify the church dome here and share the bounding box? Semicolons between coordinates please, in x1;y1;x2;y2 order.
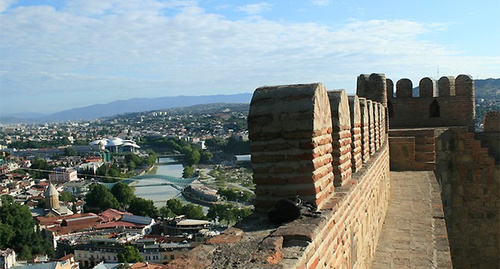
44;183;59;197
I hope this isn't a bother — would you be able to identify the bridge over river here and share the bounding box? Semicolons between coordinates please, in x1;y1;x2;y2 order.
122;174;197;191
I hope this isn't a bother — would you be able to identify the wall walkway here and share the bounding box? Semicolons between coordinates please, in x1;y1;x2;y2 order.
372;171;452;268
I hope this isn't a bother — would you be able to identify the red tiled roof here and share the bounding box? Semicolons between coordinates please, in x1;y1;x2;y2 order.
37;213;99;227
99;208;131;222
59;253;74;261
130;262;166;269
95;221;145;229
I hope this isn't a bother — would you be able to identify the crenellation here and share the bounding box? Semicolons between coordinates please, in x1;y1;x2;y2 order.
373;101;380;151
348;95;363;172
455;74;475;97
386;78;394;99
167;72;497;269
419;77;437;97
356;74;370;98
396;78;413;98
438;76;455;96
367;100;376;155
389;75;476;131
328;90;353;186
359;97;371;163
248;83;335;211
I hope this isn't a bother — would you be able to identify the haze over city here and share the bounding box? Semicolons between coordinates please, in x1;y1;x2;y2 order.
1;0;499;115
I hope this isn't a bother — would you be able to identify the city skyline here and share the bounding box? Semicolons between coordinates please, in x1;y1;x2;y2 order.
1;0;499;115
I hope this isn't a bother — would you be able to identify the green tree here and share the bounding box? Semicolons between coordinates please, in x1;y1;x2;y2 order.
0;195;53;259
0;223;14;247
181;203;206;219
205;138;226;151
30;157;52;179
110;182;135;208
107;163;121;178
207;203;251;225
84;184;120;213
186;149;200;166
64;147;77;156
128;197;158;218
59;191;75;202
166;199;183;215
117;245;144;263
159;206;175;218
182;166;195;178
200;150;213;163
127;161;136;171
146;150;157;166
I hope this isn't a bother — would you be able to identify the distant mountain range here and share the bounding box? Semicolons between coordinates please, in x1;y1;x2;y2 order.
0;93;253;124
1;78;498;124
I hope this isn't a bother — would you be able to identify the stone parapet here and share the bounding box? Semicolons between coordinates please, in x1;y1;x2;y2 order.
388;74;476;131
348;95;363;172
359;98;371;163
328;90;352;186
248;83;334;211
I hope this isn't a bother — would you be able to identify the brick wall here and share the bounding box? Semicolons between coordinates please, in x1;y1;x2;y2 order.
388;75;476;131
435;127;499;268
248;83;335;211
388;128;436;171
348;95;363;173
168;81;390;269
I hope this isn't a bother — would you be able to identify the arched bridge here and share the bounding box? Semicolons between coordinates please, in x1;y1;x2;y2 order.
126;174;197;191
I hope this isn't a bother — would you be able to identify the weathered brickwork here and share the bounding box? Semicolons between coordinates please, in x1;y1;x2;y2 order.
248;83;334;211
328;90;353;186
367;100;375;155
483;110;500;132
388;75;476;131
286;147;390;269
348;95;363;173
168;80;390;269
359;98;371;163
373;102;380;151
388;128;436;171
167;73;498;269
435;127;499;268
476;111;500;162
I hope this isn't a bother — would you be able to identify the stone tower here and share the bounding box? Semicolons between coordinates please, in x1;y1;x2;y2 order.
44;183;60;210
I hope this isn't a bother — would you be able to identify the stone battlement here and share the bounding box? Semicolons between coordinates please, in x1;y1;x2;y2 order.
167;73;498;269
169;77;392;268
385;74;476;131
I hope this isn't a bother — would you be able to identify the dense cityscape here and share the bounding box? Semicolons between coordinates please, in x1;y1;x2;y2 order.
0;103;253;268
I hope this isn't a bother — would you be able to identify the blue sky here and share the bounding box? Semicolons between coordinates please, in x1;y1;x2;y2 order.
1;0;499;115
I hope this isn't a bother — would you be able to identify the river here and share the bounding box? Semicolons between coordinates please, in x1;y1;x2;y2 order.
132;157;188;209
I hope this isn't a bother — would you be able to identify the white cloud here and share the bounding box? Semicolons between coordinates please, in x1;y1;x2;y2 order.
0;0;498;114
237;2;271;15
310;0;331;7
0;0;16;13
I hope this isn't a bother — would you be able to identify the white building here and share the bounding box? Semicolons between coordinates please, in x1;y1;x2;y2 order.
89;138;140;153
49;167;78;182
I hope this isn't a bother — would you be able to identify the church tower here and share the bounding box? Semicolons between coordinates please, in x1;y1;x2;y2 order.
44;183;60;210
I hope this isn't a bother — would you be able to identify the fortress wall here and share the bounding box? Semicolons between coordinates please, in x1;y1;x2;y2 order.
388;128;436;171
168;82;391;269
359;98;371;163
348;95;363;172
328;90;353;186
373;102;380;151
475;111;500;162
248;83;335;211
367;100;376;155
435;127;499;268
389;75;476;131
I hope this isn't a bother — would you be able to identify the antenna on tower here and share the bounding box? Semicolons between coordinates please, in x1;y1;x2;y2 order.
437;66;440;80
